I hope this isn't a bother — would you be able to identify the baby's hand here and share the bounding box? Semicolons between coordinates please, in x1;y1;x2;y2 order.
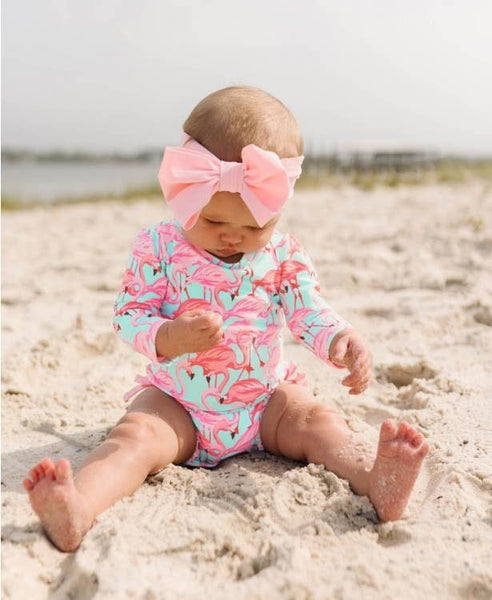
329;328;372;395
159;310;223;357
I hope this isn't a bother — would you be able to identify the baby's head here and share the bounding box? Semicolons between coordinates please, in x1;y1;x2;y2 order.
183;86;303;161
159;86;303;262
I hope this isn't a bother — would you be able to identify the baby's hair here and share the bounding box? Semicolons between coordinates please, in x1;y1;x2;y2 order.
183;86;303;162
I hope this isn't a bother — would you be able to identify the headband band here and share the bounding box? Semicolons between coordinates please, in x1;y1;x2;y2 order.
158;134;303;229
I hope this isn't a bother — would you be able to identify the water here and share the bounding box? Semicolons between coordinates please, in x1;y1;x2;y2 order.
1;159;162;203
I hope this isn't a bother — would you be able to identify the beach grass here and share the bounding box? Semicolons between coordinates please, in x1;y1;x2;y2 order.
1;185;163;211
297;160;492;191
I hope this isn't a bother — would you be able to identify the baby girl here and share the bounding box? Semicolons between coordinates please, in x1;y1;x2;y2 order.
23;86;429;552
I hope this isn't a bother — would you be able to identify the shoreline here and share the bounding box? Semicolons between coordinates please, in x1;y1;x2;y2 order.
2;163;492;211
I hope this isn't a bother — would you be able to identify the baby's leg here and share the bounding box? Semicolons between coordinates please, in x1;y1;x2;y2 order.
260;383;429;521
23;387;197;552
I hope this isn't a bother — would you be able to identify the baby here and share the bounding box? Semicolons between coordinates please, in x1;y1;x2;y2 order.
23;86;429;552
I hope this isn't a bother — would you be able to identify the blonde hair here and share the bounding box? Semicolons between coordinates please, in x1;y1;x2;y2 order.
183;86;303;162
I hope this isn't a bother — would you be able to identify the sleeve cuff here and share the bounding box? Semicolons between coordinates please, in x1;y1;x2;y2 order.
325;323;351;369
144;318;172;363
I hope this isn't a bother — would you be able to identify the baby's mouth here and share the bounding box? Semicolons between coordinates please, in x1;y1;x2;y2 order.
216;247;239;256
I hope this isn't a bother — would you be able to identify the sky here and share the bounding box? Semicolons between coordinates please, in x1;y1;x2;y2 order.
2;0;492;155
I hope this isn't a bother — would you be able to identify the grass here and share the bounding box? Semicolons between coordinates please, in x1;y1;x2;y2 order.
2;184;163;211
297;160;492;191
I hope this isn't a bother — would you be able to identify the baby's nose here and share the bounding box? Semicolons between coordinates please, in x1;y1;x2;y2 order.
221;229;242;244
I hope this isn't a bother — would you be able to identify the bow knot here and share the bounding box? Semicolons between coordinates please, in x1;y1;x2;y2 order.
219;160;244;194
158;135;303;230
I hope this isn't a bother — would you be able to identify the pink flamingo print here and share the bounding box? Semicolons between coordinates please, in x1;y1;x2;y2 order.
224;295;269;324
251;268;280;295
154;221;182;245
129;231;162;278
190;264;242;306
199;430;225;461
221;378;269;405
173;298;221;318
120;268;142;296
200;387;222;411
225;410;264;455
312;326;340;363
114;300;155;316
114;277;168;315
210;412;241;447
147;368;183;398
137;276;168;300
132;230;154;259
189;343;250;390
168;239;202;295
285;307;314;340
173;356;196;395
250;323;281;367
280;260;310;310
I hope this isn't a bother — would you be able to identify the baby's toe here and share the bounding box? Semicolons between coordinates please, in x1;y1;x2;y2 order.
380;419;398;441
396;421;411;440
40;458;55;472
55;459;72;483
417;442;430;458
23;478;34;492
410;430;424;447
29;466;41;483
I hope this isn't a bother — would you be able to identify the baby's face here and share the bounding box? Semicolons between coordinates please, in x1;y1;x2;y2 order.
183;192;279;263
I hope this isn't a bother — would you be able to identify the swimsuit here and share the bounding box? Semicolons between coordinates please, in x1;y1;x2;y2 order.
114;220;348;467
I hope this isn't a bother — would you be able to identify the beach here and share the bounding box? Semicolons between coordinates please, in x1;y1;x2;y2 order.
2;182;491;599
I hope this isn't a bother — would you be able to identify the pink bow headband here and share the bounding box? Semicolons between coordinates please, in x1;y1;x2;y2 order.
158;134;304;229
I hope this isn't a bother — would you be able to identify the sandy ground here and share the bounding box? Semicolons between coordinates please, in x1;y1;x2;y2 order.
2;182;492;599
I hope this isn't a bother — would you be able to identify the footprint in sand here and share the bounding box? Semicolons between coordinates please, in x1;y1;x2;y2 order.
375;360;439;389
466;300;492;327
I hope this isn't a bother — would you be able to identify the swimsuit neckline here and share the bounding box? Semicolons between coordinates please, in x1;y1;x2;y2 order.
172;220;256;270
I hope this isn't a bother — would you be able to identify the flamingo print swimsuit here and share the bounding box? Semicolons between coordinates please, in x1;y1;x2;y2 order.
114;220;348;467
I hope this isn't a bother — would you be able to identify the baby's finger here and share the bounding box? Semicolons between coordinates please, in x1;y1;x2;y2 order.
194;313;222;331
342;371;371;388
209;330;224;346
348;384;369;395
209;312;223;328
349;347;371;369
185;308;207;317
345;354;371;379
330;335;350;366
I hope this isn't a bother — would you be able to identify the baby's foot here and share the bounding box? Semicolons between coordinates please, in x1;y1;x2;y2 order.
368;420;429;522
23;458;94;552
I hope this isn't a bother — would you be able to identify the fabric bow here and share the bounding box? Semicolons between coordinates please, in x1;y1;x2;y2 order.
158;135;303;229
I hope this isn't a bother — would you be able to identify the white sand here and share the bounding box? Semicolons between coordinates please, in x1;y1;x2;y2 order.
2;183;492;599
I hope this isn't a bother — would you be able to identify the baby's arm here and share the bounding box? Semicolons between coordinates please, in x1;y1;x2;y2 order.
278;234;370;393
114;226;222;361
113;227;170;362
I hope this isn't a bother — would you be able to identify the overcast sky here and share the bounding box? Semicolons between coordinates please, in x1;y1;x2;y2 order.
2;0;492;155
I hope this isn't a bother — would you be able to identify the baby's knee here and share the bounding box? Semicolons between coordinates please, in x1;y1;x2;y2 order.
110;412;161;446
302;403;345;430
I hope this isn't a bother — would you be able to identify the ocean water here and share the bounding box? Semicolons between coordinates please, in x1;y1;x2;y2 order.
1;159;162;203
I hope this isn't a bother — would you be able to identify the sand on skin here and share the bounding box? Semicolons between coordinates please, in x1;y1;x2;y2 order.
2;182;492;599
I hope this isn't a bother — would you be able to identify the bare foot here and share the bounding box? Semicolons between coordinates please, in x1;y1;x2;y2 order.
23;458;94;552
368;420;429;522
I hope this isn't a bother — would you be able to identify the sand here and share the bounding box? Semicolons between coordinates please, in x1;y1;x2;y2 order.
2;182;492;599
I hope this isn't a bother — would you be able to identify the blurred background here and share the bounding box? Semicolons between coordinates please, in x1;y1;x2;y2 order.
2;0;492;206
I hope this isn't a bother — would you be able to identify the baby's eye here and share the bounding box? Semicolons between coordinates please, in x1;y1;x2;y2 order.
246;225;263;232
205;219;223;226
